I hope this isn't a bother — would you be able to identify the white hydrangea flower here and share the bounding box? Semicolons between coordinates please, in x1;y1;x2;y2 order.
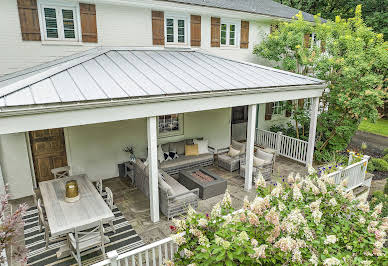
249;244;268;259
374;203;383;214
360;260;373;266
183;248;194;258
344;191;354;201
292;184;303;201
271;183;283;198
243;196;250;210
359;215;366;224
324;235;337;245
198;218;208;227
172;218;186;231
187;205;196;217
221;190;232;207
309;198;322;212
357;201;370;213
292;248;302;263
278;201;286;211
274;236;297;252
317;179;327;194
163;259;175;266
171;233;186;245
323;257;341;266
340;178;348;187
312;209;322;224
295;173;301;182
237;231;249;242
251;238;258;247
211;202;221;217
307;164;316;175
255;172;267;188
309;254;319;265
287;172;295;183
329;198;337;206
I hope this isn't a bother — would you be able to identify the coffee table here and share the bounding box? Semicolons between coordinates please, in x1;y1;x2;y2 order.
178;168;227;199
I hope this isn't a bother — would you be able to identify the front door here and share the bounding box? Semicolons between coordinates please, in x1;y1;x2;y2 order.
29;128;68;183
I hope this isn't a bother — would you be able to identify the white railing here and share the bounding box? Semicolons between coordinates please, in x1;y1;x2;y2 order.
256;129;308;164
325;153;370;192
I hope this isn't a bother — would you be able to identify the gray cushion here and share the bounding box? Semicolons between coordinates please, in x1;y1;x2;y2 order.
159;177;174;196
161;143;170;152
232;140;246;154
160;153;213;170
185;139;194;145
163;173;196;201
256;150;273;162
170;141;185;155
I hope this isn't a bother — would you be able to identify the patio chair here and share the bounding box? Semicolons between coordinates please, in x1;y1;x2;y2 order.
95;179;103;195
104;187;115;233
239;149;274;181
37;199;66;248
51;166;70;179
68;220;106;266
218;140;246;172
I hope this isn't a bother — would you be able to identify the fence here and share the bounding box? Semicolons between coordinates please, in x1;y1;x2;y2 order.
256;129;308;164
325;153;370;192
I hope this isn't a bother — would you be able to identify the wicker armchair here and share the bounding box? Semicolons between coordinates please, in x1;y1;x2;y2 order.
240;149;274;181
218;140;246;172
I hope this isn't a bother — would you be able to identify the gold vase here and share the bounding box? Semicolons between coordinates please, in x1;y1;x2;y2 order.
65;180;80;203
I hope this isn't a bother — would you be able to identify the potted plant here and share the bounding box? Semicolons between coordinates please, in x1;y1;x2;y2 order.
123;145;136;163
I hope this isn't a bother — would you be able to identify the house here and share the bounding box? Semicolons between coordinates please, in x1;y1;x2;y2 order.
0;0;324;224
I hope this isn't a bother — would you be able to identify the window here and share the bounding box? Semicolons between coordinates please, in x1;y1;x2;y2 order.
158;114;184;137
165;16;187;45
232;106;248;124
221;21;237;46
39;3;79;41
272;101;285;115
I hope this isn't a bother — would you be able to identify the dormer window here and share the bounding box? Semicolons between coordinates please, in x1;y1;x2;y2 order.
220;19;239;47
165;15;188;45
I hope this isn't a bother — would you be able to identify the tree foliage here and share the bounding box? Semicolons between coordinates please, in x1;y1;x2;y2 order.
275;0;388;40
254;6;387;162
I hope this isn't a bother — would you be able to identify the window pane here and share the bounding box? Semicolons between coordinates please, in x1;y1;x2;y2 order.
178;36;185;43
178;20;184;27
62;9;75;39
177;19;185;43
166;18;174;43
221;24;227;45
230;24;235;32
229;38;235;45
44;8;58;38
221;24;227;31
166;18;174;27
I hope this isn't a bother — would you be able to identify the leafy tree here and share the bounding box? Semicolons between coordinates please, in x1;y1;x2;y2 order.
275;0;388;40
254;6;387;162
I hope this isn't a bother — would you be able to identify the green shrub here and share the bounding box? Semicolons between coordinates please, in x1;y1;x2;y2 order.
370;191;388;217
383;153;388;162
371;158;388;171
385;179;388;195
383;148;388;156
367;161;376;172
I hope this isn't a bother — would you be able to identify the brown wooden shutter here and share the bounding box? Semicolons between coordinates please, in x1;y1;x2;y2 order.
285;100;292;117
321;41;326;52
152;11;164;45
265;103;274;120
211;17;220;47
240;20;249;48
190;15;201;46
298;99;305;108
80;3;98;43
17;0;41;41
304;34;310;48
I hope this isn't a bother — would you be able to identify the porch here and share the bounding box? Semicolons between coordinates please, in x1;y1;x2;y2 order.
8;157;305;265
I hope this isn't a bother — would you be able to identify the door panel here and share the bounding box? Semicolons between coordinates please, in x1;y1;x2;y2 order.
29;128;68;183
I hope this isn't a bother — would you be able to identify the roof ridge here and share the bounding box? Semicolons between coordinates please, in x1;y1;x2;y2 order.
197;50;323;83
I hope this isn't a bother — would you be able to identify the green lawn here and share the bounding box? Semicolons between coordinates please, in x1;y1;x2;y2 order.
358;118;388;137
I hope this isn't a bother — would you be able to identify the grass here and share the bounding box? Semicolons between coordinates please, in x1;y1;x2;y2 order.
358;118;388;137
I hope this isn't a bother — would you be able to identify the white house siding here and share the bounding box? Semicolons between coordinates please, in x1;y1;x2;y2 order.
0;133;33;199
257;103;291;130
0;0;271;75
65;108;231;181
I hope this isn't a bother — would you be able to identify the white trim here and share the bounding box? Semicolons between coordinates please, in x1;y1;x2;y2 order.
306;97;319;166
164;12;190;47
244;104;256;191
24;132;37;189
220;18;240;47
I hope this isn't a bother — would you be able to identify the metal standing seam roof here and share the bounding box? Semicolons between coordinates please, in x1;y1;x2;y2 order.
161;0;318;22
0;48;324;108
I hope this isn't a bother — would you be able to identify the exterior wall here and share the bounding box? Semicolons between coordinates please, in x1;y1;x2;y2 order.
0;133;33;199
66;108;231;181
257;103;291;131
0;0;271;75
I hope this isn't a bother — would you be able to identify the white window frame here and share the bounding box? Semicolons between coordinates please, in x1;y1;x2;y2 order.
272;101;285;115
157;114;184;138
164;13;190;47
37;0;82;42
220;18;240;47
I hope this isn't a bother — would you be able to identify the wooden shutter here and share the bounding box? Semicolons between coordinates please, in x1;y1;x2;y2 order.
80;3;98;43
190;15;201;46
17;0;41;41
211;17;220;47
265;103;274;120
240;20;249;48
152;11;164;45
285;100;292;117
304;34;310;48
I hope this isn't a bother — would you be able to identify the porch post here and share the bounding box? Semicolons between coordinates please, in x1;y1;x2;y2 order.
244;104;257;191
147;116;160;223
306;97;319;166
0;163;5;195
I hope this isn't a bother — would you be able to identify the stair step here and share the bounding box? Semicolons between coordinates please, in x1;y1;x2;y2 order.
353;185;369;197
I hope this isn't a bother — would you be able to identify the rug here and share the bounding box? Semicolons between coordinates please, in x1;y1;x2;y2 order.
23;193;144;266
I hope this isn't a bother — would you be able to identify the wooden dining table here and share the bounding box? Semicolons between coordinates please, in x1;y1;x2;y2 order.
39;174;114;257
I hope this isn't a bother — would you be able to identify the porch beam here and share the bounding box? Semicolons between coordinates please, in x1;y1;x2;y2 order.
244;104;257;191
306;97;319;166
147;116;160;223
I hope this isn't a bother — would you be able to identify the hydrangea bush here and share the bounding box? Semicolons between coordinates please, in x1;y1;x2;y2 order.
169;168;387;265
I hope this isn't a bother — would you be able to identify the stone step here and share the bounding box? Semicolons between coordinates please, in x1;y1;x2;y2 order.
353;185;369;197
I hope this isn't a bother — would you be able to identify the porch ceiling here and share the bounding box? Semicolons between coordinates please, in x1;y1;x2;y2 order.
0;47;324;110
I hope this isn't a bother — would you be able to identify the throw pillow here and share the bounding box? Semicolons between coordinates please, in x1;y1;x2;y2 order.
256;149;273;162
253;156;267;167
232;140;246;154
163;151;172;161
185;144;199;156
193;139;209;154
157;145;164;163
169;151;179;160
228;146;240;157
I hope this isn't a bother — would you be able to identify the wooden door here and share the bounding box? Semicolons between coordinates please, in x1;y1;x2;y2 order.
29;128;68;183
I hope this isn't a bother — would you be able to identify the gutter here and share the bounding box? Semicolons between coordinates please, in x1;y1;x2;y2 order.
0;83;326;117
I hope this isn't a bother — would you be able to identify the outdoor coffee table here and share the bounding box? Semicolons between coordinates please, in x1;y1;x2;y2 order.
178;168;227;199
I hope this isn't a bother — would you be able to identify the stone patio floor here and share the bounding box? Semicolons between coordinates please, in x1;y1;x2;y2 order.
8;156;307;265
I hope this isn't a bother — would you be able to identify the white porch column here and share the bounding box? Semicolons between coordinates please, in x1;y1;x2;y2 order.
147;116;160;223
306;97;319;166
244;104;257;191
0;163;5;195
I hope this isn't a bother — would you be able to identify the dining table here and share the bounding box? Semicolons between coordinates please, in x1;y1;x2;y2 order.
39;174;114;258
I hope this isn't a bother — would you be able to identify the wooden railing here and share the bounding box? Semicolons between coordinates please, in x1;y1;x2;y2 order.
256;129;308;164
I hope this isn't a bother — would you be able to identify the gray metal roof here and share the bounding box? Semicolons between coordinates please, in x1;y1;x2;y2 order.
162;0;317;22
0;48;323;108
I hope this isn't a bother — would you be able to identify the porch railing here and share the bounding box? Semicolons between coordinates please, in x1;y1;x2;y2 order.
325;153;370;192
256;129;308;164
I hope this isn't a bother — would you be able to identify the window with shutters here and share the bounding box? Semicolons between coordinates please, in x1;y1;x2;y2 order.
220;19;239;47
165;14;188;46
38;1;80;41
272;101;286;115
158;114;184;138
